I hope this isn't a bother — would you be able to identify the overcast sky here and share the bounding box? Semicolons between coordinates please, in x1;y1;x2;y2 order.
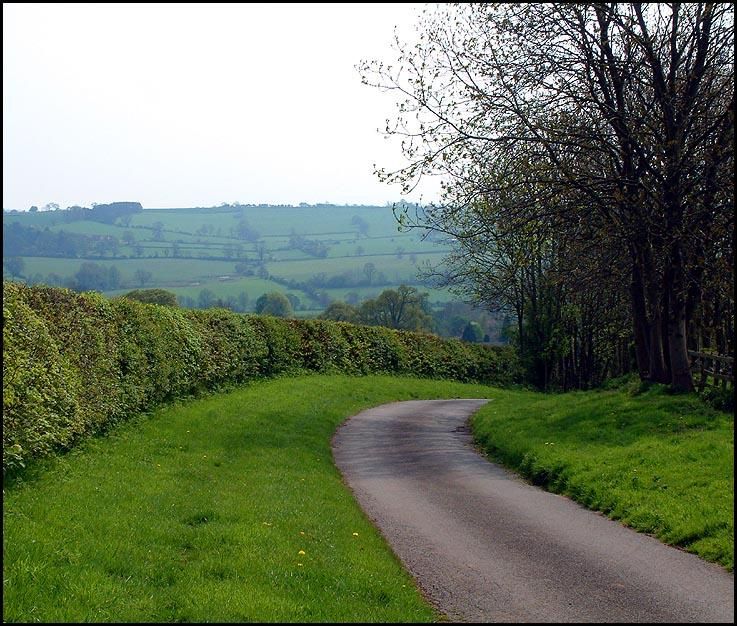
3;2;439;210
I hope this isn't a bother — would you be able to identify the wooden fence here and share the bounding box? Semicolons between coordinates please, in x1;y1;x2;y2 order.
688;350;734;391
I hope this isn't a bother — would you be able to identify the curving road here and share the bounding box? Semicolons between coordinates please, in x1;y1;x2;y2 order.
331;399;734;623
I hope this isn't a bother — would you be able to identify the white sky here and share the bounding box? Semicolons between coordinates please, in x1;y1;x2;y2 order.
3;2;440;210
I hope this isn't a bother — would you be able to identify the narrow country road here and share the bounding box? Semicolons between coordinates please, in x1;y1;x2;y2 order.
331;399;734;623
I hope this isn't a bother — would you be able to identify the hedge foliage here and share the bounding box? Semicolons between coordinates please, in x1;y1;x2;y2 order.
3;281;521;473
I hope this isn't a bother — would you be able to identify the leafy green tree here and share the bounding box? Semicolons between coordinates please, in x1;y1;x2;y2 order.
107;265;121;289
236;219;260;242
363;262;376;285
5;257;25;278
134;269;153;287
461;321;484;343
74;262;111;291
122;289;178;306
319;301;359;323
361;3;734;391
351;215;370;237
151;222;164;241
359;285;432;331
255;292;293;318
198;289;217;309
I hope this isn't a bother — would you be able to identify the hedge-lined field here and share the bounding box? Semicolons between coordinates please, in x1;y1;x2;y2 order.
2;281;520;474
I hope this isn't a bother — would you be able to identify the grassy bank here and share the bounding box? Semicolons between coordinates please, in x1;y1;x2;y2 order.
4;375;732;623
3;375;493;623
471;380;734;570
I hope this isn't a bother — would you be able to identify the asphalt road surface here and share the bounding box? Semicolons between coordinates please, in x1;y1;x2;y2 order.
331;399;734;623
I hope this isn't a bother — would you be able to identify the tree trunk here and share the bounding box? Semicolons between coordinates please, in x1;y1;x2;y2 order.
667;296;694;392
648;305;670;383
665;243;694;392
630;253;651;380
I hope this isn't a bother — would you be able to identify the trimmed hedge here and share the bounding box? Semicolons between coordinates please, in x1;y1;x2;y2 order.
3;281;521;473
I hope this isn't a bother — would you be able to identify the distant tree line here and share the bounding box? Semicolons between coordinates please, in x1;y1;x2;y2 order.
177;290;251;313
318;285;503;342
3;223;120;258
287;233;329;258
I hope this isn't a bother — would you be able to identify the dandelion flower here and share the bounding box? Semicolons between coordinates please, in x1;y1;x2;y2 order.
352;532;359;536
298;550;306;556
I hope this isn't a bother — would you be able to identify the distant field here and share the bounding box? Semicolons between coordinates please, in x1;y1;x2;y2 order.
3;204;456;309
20;257;238;284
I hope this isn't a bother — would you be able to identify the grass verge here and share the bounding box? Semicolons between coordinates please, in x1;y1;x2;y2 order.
3;374;492;623
4;375;732;623
471;381;734;571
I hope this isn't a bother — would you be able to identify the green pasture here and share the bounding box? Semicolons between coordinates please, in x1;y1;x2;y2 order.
5;205;457;311
126;205;405;238
265;252;445;283
19;257;238;285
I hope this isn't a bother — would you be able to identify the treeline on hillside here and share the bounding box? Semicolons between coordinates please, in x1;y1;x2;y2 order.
3;281;520;474
180;285;504;343
3;223;118;259
319;285;501;342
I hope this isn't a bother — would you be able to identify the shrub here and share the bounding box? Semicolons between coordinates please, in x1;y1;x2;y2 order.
3;283;81;471
3;281;521;473
120;288;179;306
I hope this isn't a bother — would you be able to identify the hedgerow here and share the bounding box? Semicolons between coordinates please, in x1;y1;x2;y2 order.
3;281;521;473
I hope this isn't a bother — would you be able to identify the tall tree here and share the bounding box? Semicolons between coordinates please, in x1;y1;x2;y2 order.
361;2;734;391
359;285;433;331
5;257;25;279
254;292;293;318
134;269;153;287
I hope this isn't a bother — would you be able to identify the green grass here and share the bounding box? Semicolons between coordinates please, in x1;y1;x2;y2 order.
3;375;492;623
471;380;734;570
4;375;733;623
19;256;239;284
